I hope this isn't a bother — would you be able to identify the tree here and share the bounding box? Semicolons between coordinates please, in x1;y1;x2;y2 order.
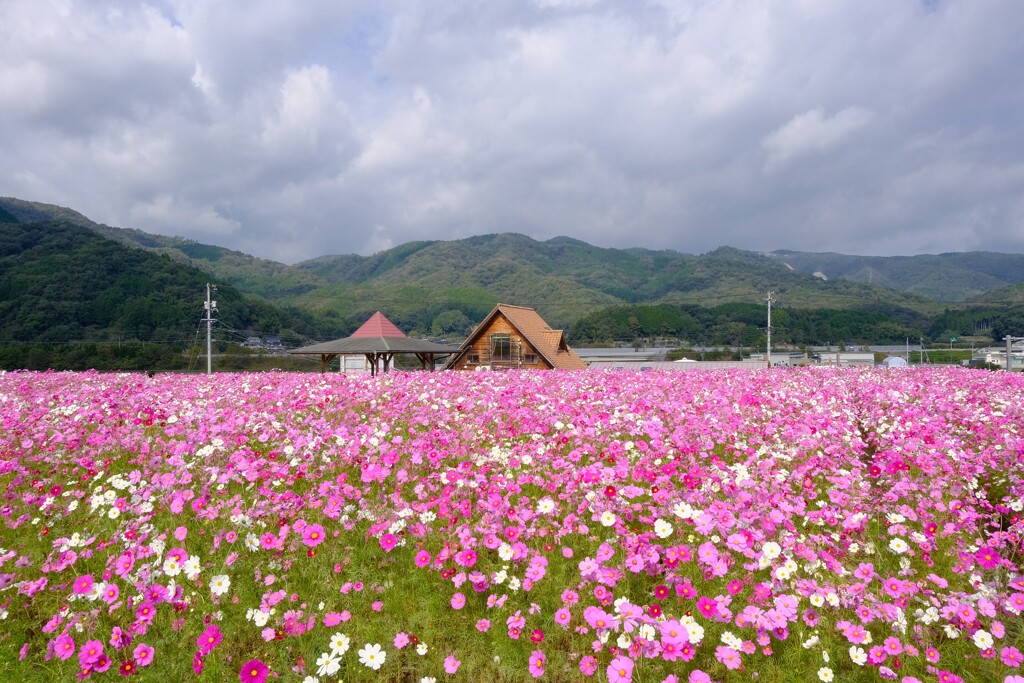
431;310;472;337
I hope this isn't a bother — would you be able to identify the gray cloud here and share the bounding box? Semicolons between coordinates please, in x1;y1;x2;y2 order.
2;0;1023;261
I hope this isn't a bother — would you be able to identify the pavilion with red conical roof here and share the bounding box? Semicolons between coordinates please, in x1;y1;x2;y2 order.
289;311;460;375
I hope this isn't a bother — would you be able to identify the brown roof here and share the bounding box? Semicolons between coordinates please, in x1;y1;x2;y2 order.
452;304;588;370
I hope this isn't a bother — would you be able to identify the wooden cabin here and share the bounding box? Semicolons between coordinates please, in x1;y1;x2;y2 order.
447;304;587;370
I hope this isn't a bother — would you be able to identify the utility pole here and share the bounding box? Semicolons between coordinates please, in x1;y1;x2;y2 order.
204;284;218;375
1006;336;1024;371
765;291;776;368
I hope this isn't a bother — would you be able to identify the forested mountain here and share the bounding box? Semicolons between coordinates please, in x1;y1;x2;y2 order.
765;250;1024;302
0;215;344;369
2;196;1023;363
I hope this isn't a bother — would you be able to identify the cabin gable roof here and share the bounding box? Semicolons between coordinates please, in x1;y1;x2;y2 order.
449;304;587;370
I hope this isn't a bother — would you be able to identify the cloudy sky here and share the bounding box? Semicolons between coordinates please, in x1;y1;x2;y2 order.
3;0;1023;262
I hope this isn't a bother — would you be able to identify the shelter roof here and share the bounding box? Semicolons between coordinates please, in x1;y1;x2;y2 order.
290;311;459;356
290;336;459;355
351;311;406;338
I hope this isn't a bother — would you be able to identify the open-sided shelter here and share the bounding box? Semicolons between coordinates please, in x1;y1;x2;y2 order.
446;304;587;370
289;312;460;375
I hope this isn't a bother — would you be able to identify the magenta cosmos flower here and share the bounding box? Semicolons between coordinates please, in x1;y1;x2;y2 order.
53;633;75;660
197;625;222;655
133;643;154;667
302;523;325;547
239;658;269;683
73;574;95;595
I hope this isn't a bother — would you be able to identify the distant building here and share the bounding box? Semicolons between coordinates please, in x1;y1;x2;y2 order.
242;336;263;349
447;304;587;370
587;360;767;371
813;351;875;367
974;344;1024;370
265;336;284;351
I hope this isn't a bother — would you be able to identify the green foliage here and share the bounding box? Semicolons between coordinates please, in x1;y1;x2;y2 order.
0;220;345;370
569;302;930;346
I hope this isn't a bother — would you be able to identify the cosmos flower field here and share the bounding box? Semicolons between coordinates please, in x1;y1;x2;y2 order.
0;367;1022;683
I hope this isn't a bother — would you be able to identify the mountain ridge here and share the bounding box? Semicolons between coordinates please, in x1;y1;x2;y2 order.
3;196;1024;335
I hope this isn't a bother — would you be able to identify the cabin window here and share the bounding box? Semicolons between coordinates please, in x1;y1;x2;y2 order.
490;334;511;361
468;353;480;364
525;353;538;364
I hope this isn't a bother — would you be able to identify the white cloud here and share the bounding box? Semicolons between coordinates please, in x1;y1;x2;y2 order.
1;0;1023;259
762;107;876;170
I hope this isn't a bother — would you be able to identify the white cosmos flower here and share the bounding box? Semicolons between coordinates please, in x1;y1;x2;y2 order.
536;498;555;514
600;511;616;527
329;632;350;655
653;519;673;538
316;651;340;676
817;666;834;682
416;642;428;656
209;574;230;596
888;538;909;554
849;646;867;665
183;556;201;580
162;557;181;577
972;629;993;650
358;643;385;670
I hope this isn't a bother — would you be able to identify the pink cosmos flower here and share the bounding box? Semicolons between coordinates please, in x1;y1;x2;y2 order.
79;639;104;667
133;643;154;667
73;574;95;595
476;619;490;632
579;655;597;676
450;592;466;610
114;553;134;577
696;596;719;618
109;626;131;650
302;523;325;547
455;549;477;567
715;645;742;670
193;651;204;674
239;658;269;683
197;625;222;655
394;632;409;649
380;533;398;552
555;607;571;626
54;633;75;661
529;650;545;677
414;550;431;567
975;546;1000;569
1002;646;1023;667
444;655;461;674
607;655;634;683
689;672;712;683
102;582;120;605
883;637;903;656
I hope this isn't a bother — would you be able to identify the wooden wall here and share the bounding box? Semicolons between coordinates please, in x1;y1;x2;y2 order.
450;314;550;370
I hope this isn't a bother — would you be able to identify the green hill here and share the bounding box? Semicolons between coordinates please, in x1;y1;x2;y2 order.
0;218;342;370
766;250;1024;302
2;196;1022;355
